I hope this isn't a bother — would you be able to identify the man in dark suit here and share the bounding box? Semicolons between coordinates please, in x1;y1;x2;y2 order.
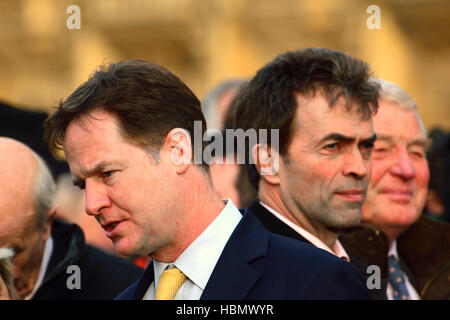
0;137;142;299
44;58;370;299
232;48;385;299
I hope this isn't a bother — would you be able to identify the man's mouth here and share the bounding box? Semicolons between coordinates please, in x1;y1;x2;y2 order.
335;189;365;202
101;221;123;237
379;189;413;203
104;222;119;233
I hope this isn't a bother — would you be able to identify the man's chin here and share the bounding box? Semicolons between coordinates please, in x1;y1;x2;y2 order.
330;210;362;230
114;243;149;260
113;242;136;259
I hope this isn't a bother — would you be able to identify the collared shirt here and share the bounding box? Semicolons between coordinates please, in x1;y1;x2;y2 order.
25;236;53;300
143;199;242;300
260;201;350;261
386;240;420;300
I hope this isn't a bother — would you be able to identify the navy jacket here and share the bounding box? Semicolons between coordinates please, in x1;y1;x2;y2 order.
248;200;387;300
33;219;143;299
116;210;370;300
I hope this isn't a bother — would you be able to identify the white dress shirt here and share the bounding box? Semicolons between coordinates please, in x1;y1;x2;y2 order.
259;201;350;261
143;199;242;300
25;236;53;300
386;240;420;300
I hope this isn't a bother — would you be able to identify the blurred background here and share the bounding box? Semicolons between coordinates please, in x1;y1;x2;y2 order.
0;0;449;252
0;0;448;128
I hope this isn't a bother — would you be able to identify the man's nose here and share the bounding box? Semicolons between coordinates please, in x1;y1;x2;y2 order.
343;148;369;179
84;180;111;216
389;147;416;180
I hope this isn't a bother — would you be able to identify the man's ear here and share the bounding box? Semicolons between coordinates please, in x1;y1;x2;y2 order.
42;207;56;241
251;143;280;185
164;128;193;174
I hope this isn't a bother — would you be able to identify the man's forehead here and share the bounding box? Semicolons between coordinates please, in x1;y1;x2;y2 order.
66;110;119;136
295;92;372;122
374;131;427;145
64;111;125;155
373;106;427;140
294;95;373;137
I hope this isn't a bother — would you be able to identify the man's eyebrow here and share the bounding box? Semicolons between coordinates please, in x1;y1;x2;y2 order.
375;134;428;147
360;133;377;145
374;134;394;142
317;133;356;146
408;137;428;147
72;161;117;186
316;133;376;148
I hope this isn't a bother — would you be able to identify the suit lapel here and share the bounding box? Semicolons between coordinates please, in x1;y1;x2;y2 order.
201;210;268;299
131;260;155;299
130;208;277;299
249;200;311;244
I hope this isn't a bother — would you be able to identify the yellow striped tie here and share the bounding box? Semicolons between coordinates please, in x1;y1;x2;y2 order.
155;267;187;300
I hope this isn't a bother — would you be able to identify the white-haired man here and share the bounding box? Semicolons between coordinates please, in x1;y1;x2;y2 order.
341;79;450;300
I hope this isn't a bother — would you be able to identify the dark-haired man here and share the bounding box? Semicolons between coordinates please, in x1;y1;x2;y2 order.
233;48;384;298
44;58;370;299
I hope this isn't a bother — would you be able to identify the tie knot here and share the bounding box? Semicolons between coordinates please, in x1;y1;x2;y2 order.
155;266;187;300
388;255;399;265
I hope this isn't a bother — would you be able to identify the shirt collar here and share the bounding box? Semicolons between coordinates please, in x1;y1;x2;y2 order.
153;199;242;290
259;201;350;261
388;239;399;258
26;236;53;300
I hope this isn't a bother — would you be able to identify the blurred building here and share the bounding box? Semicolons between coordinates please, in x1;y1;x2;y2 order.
0;101;68;177
0;0;448;130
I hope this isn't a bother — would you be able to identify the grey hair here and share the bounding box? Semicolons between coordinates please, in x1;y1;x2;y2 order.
371;78;426;135
202;79;248;130
371;78;417;111
0;247;16;299
31;153;56;231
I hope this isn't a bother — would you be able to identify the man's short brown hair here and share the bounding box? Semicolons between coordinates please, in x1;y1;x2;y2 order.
44;59;208;169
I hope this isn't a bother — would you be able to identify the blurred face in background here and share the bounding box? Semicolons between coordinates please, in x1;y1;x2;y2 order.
0;273;10;299
0;139;51;299
362;100;429;240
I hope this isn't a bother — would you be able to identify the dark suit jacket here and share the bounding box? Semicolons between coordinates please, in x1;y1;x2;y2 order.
247;200;387;300
33;219;143;299
116;209;370;300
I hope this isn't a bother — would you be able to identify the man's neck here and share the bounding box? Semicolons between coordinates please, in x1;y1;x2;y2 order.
152;173;225;263
382;227;406;250
259;187;339;249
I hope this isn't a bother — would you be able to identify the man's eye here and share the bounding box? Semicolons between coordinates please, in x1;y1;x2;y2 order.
409;150;424;158
362;142;374;150
11;246;22;257
104;171;113;178
324;143;338;150
372;142;390;153
373;147;387;153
